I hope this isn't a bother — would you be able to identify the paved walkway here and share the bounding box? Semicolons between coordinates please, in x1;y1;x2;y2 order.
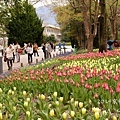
1;46;73;73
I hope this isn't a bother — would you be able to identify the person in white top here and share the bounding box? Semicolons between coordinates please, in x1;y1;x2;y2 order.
5;44;14;70
26;43;33;64
14;43;21;62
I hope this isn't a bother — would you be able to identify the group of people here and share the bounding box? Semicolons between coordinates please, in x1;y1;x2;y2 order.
4;42;39;70
3;41;65;71
42;42;56;59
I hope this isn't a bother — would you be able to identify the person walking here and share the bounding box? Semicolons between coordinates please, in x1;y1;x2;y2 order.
42;43;47;60
26;43;33;64
4;44;14;70
47;43;52;58
58;42;62;54
33;43;39;57
14;43;21;62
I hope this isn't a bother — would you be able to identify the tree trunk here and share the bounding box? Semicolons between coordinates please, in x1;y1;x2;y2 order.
87;34;94;52
99;0;107;53
110;18;117;40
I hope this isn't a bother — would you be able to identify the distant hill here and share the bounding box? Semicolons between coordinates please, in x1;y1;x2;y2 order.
36;5;58;26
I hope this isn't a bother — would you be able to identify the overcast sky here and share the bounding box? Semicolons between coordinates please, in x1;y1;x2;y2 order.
33;0;68;8
31;0;67;26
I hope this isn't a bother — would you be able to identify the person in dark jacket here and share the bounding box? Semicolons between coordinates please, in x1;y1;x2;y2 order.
42;43;46;59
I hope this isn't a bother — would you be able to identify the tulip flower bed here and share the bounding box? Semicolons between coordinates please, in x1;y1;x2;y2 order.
0;51;120;119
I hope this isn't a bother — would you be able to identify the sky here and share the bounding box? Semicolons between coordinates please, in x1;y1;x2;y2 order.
32;0;67;26
35;5;58;26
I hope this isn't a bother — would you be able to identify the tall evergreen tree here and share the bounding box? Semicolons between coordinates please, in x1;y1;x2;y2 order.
6;0;44;46
0;1;8;38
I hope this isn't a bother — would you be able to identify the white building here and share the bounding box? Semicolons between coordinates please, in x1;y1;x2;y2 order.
43;24;61;41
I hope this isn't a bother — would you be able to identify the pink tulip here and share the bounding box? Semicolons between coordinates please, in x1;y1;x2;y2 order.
94;93;98;98
102;83;109;90
109;87;114;93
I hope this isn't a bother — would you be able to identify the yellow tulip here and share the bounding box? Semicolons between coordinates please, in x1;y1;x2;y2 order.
48;104;52;108
0;88;2;93
70;111;75;117
49;109;55;117
112;116;117;120
62;112;67;119
0;112;2;120
92;107;100;113
26;111;30;117
0;103;2;109
13;106;16;112
12;91;14;95
26;98;30;102
37;118;42;120
102;110;107;115
40;94;45;100
13;87;16;91
79;102;83;108
55;101;59;106
24;101;28;107
59;97;63;102
74;101;78;107
82;108;86;115
23;91;27;96
70;98;74;102
53;92;57;97
8;89;12;94
95;112;99;119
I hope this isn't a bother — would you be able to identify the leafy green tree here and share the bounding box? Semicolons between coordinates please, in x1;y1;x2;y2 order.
44;35;56;43
5;0;44;46
54;5;84;50
0;1;8;38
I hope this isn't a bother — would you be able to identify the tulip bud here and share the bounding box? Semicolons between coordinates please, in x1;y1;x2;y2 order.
59;97;63;102
79;102;83;108
62;112;67;119
12;91;14;95
13;106;16;112
112;116;117;120
26;111;30;117
23;91;27;96
0;88;2;93
0;112;2;120
70;98;74;102
92;107;101;113
102;110;107;115
55;101;59;106
89;99;92;104
70;111;75;117
95;112;99;119
48;104;52;108
40;94;45;100
82;108;86;115
37;118;42;120
49;109;55;117
74;101;78;107
26;98;30;102
53;92;57;97
24;101;28;107
13;87;16;91
8;89;12;94
0;103;2;109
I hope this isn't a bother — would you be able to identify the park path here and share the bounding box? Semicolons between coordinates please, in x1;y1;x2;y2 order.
2;46;73;73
